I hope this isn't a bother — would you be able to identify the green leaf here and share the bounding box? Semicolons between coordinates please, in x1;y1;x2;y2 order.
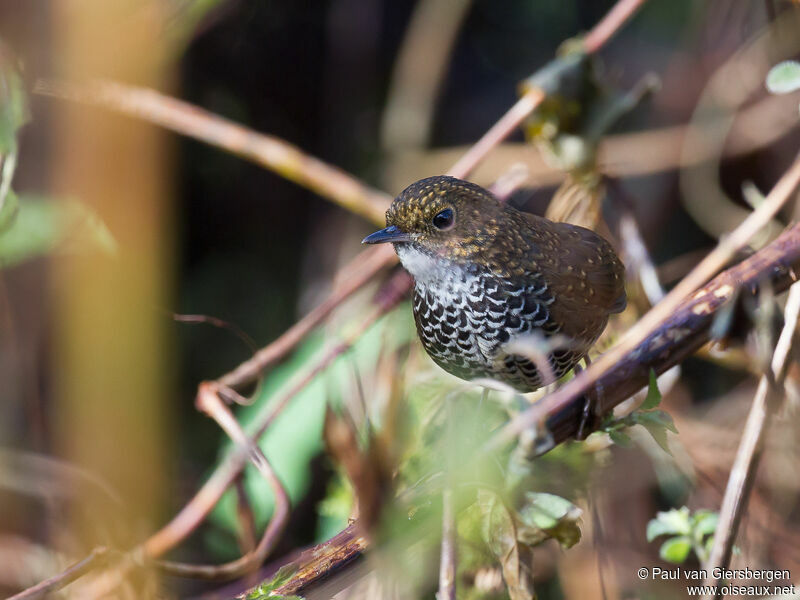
640;369;662;410
517;492;582;549
766;60;800;95
0;196;117;268
659;535;692;564
647;507;691;541
608;429;632;447
692;510;719;538
633;409;677;455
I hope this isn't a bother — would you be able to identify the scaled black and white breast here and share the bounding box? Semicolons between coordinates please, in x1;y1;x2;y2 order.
398;244;584;391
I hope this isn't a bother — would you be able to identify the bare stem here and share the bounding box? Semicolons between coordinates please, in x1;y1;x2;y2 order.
34;79;391;225
582;0;647;54
218;244;397;389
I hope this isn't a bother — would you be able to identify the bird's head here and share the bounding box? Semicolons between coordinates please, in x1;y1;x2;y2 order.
362;176;505;268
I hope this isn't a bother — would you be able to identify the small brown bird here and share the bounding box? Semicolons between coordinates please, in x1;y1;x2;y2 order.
362;176;626;392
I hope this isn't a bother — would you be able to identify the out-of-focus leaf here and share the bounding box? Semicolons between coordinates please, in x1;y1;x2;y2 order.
640;369;662;410
608;429;632;447
0;196;117;268
692;510;718;538
0;188;18;233
633;409;677;455
659;535;692;564
766;60;800;94
478;490;537;600
647;507;691;541
0;48;28;154
517;492;581;549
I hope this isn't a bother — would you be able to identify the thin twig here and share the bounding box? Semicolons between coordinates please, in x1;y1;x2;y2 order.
702;282;800;598
154;382;290;580
34;79;391;225
446;89;545;180
582;0;646;53
7;547;108;600
493;156;800;447
218;244;396;389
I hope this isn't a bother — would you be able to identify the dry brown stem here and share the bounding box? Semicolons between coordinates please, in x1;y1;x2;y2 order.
34;79;392;225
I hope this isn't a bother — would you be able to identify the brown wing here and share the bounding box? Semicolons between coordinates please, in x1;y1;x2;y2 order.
521;213;626;346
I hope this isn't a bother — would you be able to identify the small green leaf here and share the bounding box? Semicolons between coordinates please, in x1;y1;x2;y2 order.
647;507;691;541
659;535;692;564
692;510;719;538
517;492;582;549
608;430;633;447
766;60;800;94
640;369;662;410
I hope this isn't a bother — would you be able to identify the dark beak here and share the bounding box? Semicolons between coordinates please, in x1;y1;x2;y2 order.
361;225;412;245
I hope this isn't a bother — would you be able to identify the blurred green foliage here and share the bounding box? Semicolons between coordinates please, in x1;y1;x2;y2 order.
0;195;117;268
647;506;719;564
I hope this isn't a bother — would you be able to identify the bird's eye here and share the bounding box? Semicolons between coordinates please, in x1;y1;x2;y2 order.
432;208;455;230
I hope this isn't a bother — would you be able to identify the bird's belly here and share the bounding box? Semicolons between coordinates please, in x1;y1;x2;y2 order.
411;271;581;392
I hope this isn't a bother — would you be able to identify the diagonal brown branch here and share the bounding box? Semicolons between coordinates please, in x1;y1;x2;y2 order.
34;79;392;226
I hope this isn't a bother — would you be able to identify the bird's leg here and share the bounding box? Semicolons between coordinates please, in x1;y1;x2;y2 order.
575;355;604;440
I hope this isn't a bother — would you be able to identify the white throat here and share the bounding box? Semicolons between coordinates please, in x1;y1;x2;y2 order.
394;243;453;286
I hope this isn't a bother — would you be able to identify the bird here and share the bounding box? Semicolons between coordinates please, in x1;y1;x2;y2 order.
362;175;626;392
